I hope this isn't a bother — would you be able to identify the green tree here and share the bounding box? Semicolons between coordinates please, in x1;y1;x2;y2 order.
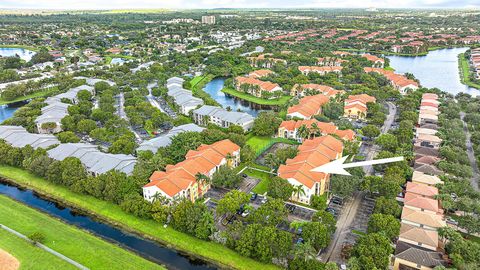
250;198;287;226
374;196;401;217
367;213;400;240
216;190;250;218
268;176;294;200
375;133;398;152
352;233;393;270
57;131;80;143
361;125;380;139
211;165;242;188
252;111;282;136
302;222;331;251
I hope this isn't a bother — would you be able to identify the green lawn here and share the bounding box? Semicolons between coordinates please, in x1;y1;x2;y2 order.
0;87;57;105
222;87;292;106
458;53;480;90
246;135;298;157
248;168;273;194
0;228;77;270
105;54;135;64
0;195;164;270
0;166;280;270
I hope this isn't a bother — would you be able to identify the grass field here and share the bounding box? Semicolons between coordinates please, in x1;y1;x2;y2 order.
245;135;298;157
0;166;280;270
0;228;77;270
458;53;480;89
222;87;291;106
0;195;164;270
247;165;275;194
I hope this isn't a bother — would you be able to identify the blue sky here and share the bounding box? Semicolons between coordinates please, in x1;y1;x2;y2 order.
1;0;479;10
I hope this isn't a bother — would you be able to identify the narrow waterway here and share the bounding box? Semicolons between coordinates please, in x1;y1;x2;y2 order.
388;47;480;97
0;102;26;123
0;180;217;270
203;77;268;116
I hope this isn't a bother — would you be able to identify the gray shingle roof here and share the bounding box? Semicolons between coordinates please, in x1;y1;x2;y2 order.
394;241;445;268
193;105;255;125
74;76;116;86
137;123;204;153
0;125;59;149
47;143;137;175
166;78;204;109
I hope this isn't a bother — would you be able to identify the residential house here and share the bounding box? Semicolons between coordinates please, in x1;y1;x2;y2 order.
405;182;438;199
316;57;346;67
415;134;442;149
404;193;441;214
247;69;274;78
393;241;445;270
364;67;419;94
411;171;443;186
401;207;446;230
287;94;330;119
143;139;240;202
35;102;70;134
398;223;439;251
192;105;254;131
247;54;287;68
278;135;343;204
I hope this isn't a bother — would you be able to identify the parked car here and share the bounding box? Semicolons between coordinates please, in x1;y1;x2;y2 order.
242;173;248;178
295;237;304;245
326;207;337;216
241;210;250;217
250;192;257;201
446;217;458;226
331;196;344;205
260;197;268;204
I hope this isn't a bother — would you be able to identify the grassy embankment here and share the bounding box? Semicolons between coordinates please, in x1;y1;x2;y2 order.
222;87;291;106
0;195;164;270
458;53;480;90
189;74;221;106
0;166;280;270
0;228;77;270
0;87;58;106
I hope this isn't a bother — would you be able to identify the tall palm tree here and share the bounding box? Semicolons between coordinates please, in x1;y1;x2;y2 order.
195;173;210;188
293;241;317;262
292;185;306;201
297;124;310;142
225;153;234;167
310;123;321;138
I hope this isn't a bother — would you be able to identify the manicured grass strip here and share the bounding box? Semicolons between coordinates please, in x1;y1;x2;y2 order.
246;135;298;156
458;53;480;90
222;87;291;106
0;195;164;270
0;228;77;270
0;166;280;270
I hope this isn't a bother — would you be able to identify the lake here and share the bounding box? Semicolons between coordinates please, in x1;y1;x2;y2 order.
0;103;25;123
203;77;272;116
0;47;36;61
388;47;480;97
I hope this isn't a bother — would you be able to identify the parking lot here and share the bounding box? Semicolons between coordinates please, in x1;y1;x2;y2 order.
342;194;375;247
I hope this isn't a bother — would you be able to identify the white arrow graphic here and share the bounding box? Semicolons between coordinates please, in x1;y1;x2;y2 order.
311;156;404;175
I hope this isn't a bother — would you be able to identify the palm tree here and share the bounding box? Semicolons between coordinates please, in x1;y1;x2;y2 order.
292;185;306;201
310;122;321;138
293;241;317;262
152;192;166;203
225;153;234;167
195;173;210;188
297;124;310;142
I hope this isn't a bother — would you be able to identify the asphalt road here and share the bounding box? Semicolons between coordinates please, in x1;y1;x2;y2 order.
460;112;480;191
320;101;396;264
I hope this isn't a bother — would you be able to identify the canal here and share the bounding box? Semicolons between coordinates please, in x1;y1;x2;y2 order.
0;180;216;270
387;47;480;97
0;102;26;123
203;77;273;116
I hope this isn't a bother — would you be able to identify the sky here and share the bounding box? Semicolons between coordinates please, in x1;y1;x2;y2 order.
0;0;479;10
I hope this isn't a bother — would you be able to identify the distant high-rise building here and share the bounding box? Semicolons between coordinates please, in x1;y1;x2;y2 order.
201;15;216;24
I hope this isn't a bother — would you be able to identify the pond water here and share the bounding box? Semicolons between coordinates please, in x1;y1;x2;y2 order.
387;47;480;97
0;47;36;62
0;180;216;270
0;103;25;123
203;77;272;116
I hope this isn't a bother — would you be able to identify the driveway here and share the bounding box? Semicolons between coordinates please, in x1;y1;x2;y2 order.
320;101;396;264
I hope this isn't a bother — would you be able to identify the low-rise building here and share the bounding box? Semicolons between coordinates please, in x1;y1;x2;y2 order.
393;241;445;270
287;94;330;119
143;139;240;202
343;94;376;120
0;125;59;149
247;54;287;68
278;119;355;142
364;67;419;94
234;76;283;98
137;124;204;154
290;83;344;98
298;66;343;75
192;105;254;131
47;143;137;176
362;53;385;68
278;135;343;204
166;77;204;115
